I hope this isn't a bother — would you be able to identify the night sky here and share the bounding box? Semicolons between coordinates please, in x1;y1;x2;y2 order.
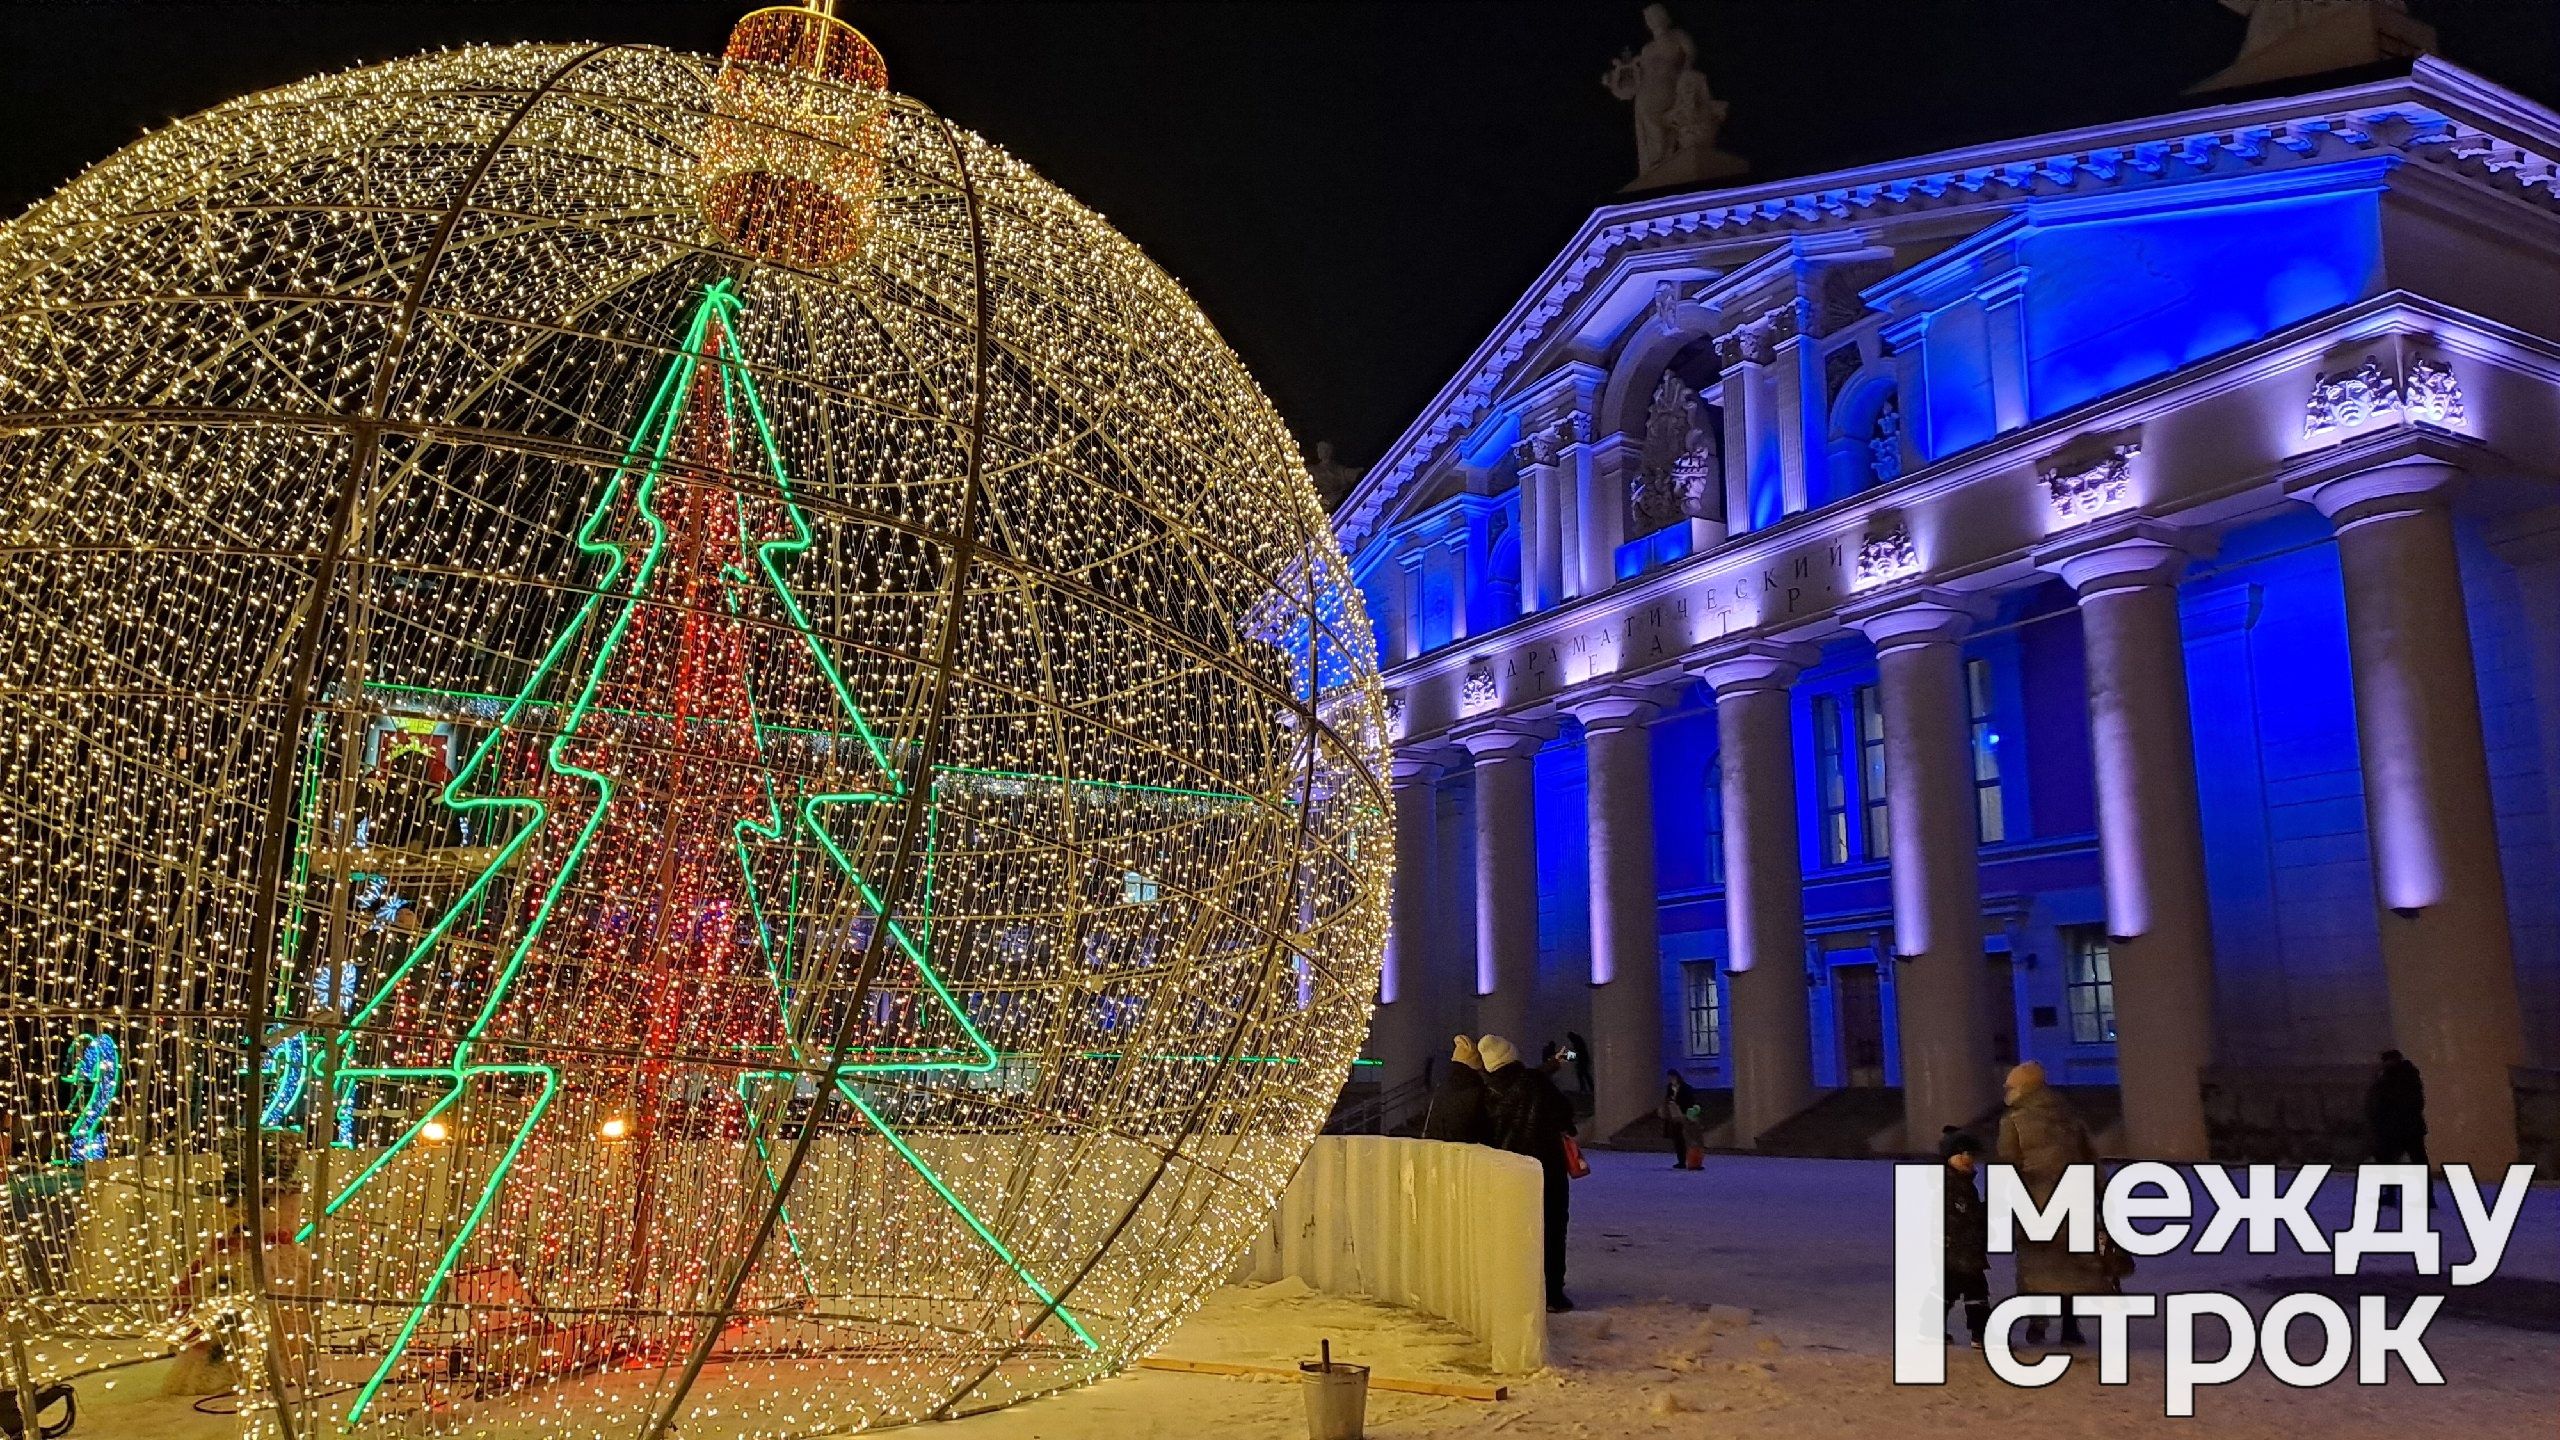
5;1;2556;470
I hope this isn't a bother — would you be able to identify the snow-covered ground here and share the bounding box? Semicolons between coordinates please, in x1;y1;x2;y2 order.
64;1150;2560;1437
952;1150;2556;1439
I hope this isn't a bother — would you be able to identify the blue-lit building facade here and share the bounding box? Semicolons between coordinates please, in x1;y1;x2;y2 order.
1342;60;2560;1172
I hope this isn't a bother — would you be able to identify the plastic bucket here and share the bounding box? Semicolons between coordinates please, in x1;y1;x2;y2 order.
1299;1360;1369;1440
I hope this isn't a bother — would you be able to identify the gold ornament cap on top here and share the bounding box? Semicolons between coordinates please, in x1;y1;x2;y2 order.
698;1;892;267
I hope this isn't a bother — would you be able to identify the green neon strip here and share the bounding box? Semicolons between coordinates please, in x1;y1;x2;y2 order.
703;306;1095;1348
729;1072;820;1291
1073;1053;1382;1067
340;297;710;1041
316;296;716;1415
313;281;1226;1397
830;1076;1100;1354
278;719;329;983
297;1068;472;1242
345;1064;559;1425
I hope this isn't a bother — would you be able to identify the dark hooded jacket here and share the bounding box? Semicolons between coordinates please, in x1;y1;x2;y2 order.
1422;1063;1489;1144
1945;1165;1989;1275
1482;1061;1574;1172
2366;1057;2427;1144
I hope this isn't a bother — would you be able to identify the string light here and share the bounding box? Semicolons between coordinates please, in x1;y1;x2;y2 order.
0;6;1389;1437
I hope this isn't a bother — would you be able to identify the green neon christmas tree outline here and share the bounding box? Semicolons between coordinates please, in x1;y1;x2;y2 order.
304;281;1093;1425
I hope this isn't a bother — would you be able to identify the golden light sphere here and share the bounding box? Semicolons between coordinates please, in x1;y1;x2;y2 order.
0;36;1388;1439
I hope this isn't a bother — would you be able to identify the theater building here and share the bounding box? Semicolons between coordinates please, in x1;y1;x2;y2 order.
1340;58;2560;1172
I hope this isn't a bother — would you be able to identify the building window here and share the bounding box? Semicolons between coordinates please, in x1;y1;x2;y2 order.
2062;926;2116;1045
1813;694;1849;867
1703;749;1726;888
1968;656;2006;844
1683;961;1723;1058
1856;682;1889;861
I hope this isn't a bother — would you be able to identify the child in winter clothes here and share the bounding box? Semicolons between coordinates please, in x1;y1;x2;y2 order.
1941;1127;1991;1349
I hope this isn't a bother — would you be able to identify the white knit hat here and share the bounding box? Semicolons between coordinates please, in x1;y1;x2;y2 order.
1476;1034;1519;1072
1451;1035;1481;1069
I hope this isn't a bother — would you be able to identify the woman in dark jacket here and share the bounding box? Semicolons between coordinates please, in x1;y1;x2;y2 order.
1480;1034;1578;1312
1660;1070;1701;1167
1421;1035;1489;1144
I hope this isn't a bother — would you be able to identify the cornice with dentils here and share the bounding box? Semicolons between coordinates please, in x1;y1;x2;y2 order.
1335;57;2560;555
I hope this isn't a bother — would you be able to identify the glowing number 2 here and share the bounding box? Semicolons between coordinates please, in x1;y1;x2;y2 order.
263;1028;311;1130
63;1032;120;1163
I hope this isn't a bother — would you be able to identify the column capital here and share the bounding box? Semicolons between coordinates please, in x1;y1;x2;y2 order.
1690;640;1820;698
1452;717;1556;764
2290;458;2465;532
2032;518;2212;597
1840;585;1994;652
1562;684;1667;737
1389;752;1449;787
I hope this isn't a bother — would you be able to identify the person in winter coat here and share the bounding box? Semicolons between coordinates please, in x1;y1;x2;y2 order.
1996;1061;2107;1346
1941;1127;1991;1350
1422;1035;1490;1144
2366;1049;2428;1167
1660;1070;1702;1168
1480;1033;1578;1313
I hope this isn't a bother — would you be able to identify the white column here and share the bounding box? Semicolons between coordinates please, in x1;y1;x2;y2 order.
1459;720;1550;1049
2299;461;2525;1169
1372;755;1445;1093
1694;643;1820;1145
1510;439;1552;615
1882;311;1933;471
1582;432;1642;596
1982;271;2031;435
1766;310;1816;517
1846;588;1999;1142
1717;328;1772;534
1569;689;1663;1139
2038;524;2215;1160
2490;509;2560;1066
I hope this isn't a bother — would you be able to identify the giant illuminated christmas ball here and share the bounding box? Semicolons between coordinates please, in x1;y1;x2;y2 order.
0;13;1388;1437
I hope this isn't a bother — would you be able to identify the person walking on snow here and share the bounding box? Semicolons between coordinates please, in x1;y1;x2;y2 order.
1422;1035;1489;1144
1481;1033;1578;1313
1660;1069;1702;1168
1941;1127;1991;1350
2367;1049;2427;1164
1996;1061;2107;1346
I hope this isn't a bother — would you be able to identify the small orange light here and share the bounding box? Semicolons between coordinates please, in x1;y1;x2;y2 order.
599;1116;630;1141
420;1120;449;1143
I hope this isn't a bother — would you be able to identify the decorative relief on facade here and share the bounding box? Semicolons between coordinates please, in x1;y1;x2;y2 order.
2303;354;2466;438
1853;523;1920;591
1761;303;1805;348
1649;279;1705;337
1460;667;1498;711
1823;343;1864;406
1630;373;1720;535
2404;356;2465;426
2041;441;2140;525
1512;413;1590;471
1341;98;2513;554
1868;397;1904;482
1811;260;1893;336
2303;357;2399;436
1711;320;1776;370
1383;691;1405;730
